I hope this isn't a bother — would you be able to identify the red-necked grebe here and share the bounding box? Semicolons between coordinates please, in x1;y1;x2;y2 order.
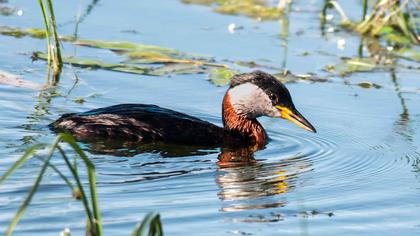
50;70;316;148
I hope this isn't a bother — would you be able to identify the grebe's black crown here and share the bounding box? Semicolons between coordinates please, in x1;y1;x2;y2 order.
230;70;295;108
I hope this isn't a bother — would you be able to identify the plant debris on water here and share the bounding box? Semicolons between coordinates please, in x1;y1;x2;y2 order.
181;0;284;20
322;0;419;45
4;25;408;89
0;26;47;39
208;67;237;86
324;57;378;76
32;52;213;76
320;0;419;77
2;1;418;90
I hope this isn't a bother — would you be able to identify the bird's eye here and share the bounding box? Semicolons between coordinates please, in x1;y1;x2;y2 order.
269;94;276;101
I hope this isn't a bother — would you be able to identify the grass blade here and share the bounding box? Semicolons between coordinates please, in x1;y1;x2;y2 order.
5;137;61;236
57;146;96;235
46;0;63;72
59;133;103;236
131;212;163;236
37;0;51;70
362;0;368;21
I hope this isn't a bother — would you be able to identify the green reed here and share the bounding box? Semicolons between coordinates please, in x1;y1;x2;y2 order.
38;0;62;82
355;0;419;44
321;0;419;45
361;0;368;21
131;212;164;236
0;133;163;236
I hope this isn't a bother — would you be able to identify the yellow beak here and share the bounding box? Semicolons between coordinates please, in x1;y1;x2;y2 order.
275;106;316;133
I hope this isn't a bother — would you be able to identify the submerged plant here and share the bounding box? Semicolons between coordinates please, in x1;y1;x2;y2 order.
0;133;163;236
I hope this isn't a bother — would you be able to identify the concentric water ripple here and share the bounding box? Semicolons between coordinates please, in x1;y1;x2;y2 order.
270;127;406;185
215;123;418;216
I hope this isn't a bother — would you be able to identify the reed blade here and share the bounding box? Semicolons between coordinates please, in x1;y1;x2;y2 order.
131;212;164;236
4;137;61;236
59;133;103;236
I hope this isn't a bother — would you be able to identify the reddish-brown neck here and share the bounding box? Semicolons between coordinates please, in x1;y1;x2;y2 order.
222;93;267;148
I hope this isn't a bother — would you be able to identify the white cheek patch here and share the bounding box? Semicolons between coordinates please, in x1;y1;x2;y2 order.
228;83;280;118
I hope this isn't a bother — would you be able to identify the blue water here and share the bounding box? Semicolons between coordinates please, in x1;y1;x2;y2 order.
1;0;420;235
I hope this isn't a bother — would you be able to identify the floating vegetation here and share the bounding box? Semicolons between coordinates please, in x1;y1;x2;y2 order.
324;58;378;76
355;0;419;45
1;26;230;76
392;47;420;62
357;81;382;89
126;51;226;67
32;51;209;76
273;70;330;83
1;25;334;86
324;38;419;77
209;67;237;86
0;26;75;41
321;0;419;76
74;39;226;67
73;97;85;104
0;26;47;39
0;27;204;63
0;133;164;236
209;68;329;87
74;39;182;55
147;63;209;75
322;0;419;45
33;51;149;74
181;0;283;20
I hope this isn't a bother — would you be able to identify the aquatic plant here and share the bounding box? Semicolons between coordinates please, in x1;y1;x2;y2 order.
321;0;419;76
38;0;62;82
0;133;163;236
322;0;419;45
1;25;332;85
131;212;163;236
355;0;419;45
181;0;284;20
